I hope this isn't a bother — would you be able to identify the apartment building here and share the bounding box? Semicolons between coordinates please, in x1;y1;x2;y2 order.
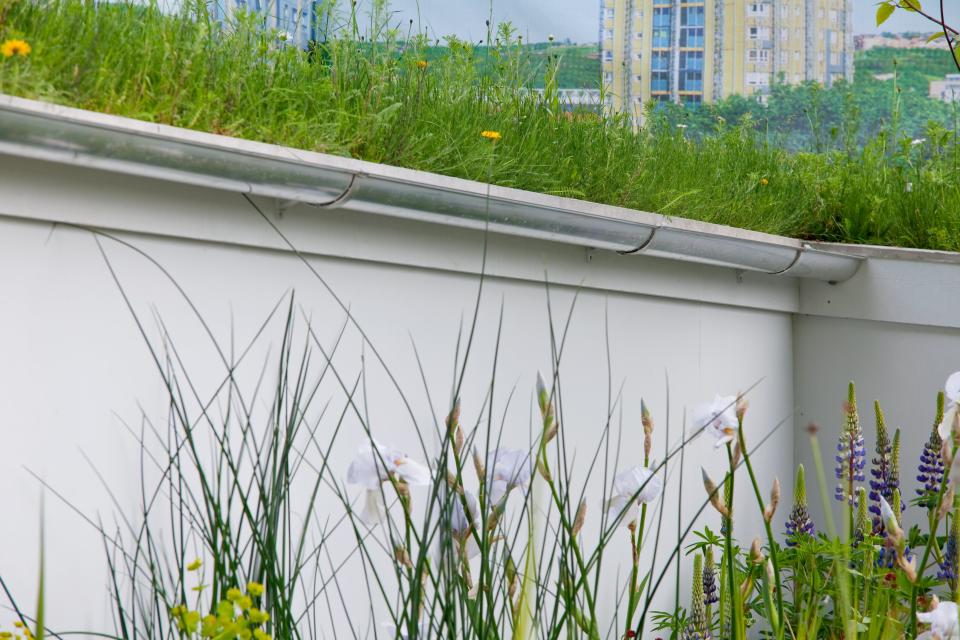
209;0;326;49
600;0;853;118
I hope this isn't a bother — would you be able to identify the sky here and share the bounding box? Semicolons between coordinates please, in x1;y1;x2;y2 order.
351;0;959;44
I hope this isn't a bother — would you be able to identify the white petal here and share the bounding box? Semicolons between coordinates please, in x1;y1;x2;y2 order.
604;495;638;526
449;491;479;538
949;447;960;490
613;466;662;504
947;372;960;403
395;457;431;486
488;479;509;507
940;402;959;441
359;489;385;525
347;443;382;489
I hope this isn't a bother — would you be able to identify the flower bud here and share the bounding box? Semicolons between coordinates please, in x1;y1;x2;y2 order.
898;553;918;582
472;448;486;480
763;477;781;523
702;468;730;518
736;394;749;422
750;537;764;564
572;499;587;537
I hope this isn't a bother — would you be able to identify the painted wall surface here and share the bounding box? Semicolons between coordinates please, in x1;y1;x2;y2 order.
794;257;960;533
0;155;798;634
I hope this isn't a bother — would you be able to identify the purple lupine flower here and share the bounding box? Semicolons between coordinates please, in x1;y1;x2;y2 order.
786;464;815;546
939;532;958;583
703;563;719;606
834;383;865;505
918;393;946;509
869;402;898;533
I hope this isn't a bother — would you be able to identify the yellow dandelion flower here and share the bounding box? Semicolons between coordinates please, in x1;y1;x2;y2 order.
226;587;243;602
253;630;272;640
236;595;253;611
760;177;769;186
187;558;202;571
1;39;31;58
246;581;264;597
480;130;502;141
416;60;428;69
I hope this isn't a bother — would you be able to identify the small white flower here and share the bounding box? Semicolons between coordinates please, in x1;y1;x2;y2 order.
692;394;738;447
347;440;431;524
485;448;533;507
938;372;960;441
912;137;927;146
676;123;688;129
917;600;960;639
605;465;663;525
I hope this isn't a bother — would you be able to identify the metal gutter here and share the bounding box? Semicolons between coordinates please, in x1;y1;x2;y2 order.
0;93;864;282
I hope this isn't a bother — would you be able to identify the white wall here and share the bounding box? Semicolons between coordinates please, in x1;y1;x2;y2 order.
0;154;798;635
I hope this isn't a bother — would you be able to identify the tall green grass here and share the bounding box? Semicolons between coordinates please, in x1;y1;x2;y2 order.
2;0;960;250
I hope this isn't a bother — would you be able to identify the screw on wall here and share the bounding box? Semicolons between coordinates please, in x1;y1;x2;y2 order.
586;247;595;263
735;269;745;283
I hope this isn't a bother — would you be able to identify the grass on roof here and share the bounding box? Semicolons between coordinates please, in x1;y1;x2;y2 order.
2;0;960;251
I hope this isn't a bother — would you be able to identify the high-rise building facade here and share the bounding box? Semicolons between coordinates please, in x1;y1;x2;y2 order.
209;0;326;49
600;0;853;118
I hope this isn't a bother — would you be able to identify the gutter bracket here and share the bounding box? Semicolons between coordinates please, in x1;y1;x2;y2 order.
617;224;661;255
310;172;361;209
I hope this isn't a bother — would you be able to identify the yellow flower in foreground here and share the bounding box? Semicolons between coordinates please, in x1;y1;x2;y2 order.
416;60;428;69
480;130;502;141
186;558;202;571
760;177;769;186
1;39;31;58
247;581;264;597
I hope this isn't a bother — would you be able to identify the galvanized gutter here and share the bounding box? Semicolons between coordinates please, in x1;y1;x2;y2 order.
0;93;863;282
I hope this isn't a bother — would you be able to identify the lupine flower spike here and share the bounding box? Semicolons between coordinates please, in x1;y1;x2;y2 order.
854;487;869;547
703;545;719;610
918;392;947;509
683;553;711;640
869;401;897;532
834;382;866;505
785;464;815;545
939;509;960;591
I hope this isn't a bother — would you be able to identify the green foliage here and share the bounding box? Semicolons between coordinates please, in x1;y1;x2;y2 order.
4;0;960;251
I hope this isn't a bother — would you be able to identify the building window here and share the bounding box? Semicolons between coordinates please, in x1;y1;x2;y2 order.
652;27;671;47
748;27;770;40
603;29;614;40
681;94;703;106
780;28;788;41
680;27;704;47
794;5;801;16
829;9;838;24
651;72;671;92
746;72;771;86
818;8;824;18
681;5;705;26
793;73;801;83
679;50;704;71
651;51;670;71
794;50;801;60
747;49;770;62
748;3;769;16
779;51;787;65
604;51;614;61
605;8;615;19
636;52;643;60
603;72;614;83
653;6;672;27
